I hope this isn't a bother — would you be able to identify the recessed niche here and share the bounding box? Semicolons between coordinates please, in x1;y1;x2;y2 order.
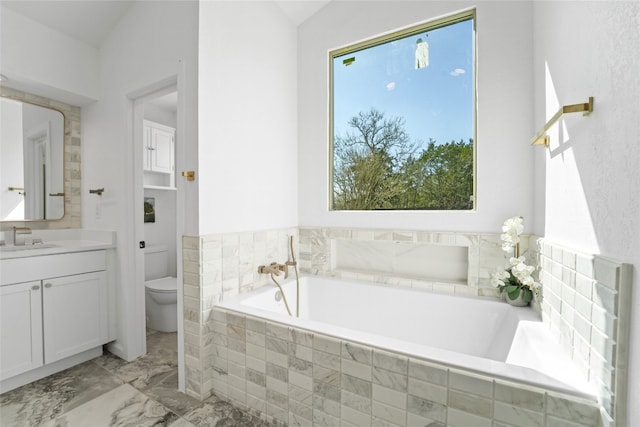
334;239;468;284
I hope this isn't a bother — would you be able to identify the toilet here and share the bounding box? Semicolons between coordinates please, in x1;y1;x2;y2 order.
144;245;177;332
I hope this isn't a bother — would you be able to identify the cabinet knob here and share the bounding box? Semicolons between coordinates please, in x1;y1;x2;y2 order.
32;285;40;290
44;283;52;288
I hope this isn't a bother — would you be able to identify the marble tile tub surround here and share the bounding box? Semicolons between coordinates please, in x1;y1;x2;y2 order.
182;228;298;400
0;86;81;230
539;240;633;427
210;308;602;427
297;227;538;299
182;226;538;401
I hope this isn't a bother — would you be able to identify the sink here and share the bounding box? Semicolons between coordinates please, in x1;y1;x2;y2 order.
0;243;59;252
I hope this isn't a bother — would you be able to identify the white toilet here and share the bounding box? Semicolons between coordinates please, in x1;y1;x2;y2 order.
144;245;177;332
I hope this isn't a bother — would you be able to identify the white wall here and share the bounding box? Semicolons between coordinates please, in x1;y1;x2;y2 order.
144;188;177;278
197;1;298;235
298;1;534;233
532;2;640;424
144;106;177;129
0;6;99;105
82;1;198;359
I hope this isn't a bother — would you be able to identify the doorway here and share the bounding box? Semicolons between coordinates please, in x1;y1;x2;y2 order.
23;122;51;219
129;75;186;392
141;90;178;331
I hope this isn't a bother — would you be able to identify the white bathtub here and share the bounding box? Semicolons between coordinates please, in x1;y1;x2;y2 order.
218;276;595;400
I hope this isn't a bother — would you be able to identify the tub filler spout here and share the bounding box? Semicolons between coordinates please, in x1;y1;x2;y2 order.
258;262;288;278
256;236;301;317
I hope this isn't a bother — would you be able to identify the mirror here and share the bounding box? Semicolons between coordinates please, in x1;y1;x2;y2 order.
1;97;65;221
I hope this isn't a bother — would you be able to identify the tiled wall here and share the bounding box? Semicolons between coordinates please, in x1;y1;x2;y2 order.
184;227;631;427
0;87;81;230
539;240;632;427
297;227;538;299
182;227;298;399
183;225;540;400
210;307;602;427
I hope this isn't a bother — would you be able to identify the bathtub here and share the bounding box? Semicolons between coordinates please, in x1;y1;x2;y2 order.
220;276;593;397
214;276;600;425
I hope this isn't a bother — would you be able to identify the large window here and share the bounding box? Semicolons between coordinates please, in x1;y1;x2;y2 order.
330;10;476;211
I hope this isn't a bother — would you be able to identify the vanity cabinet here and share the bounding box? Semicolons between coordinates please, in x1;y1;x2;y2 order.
0;281;43;380
43;271;107;363
0;250;109;386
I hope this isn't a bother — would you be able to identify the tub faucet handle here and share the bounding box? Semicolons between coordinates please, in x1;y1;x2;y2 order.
258;263;283;276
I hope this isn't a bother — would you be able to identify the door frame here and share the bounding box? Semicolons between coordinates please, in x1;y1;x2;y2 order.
23;122;51;219
124;63;187;391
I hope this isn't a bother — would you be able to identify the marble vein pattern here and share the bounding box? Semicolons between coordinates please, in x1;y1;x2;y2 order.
0;331;277;427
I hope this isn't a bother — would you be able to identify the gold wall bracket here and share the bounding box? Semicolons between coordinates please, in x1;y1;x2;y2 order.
531;96;594;147
181;171;195;181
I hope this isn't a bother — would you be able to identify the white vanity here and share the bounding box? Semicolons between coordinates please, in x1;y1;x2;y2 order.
0;230;116;393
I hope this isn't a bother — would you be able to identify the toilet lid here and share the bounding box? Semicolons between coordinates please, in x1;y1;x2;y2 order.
146;276;176;292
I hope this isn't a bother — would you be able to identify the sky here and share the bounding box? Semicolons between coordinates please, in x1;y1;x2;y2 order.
333;18;474;149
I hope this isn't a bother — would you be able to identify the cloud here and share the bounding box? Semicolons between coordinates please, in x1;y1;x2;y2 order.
386;81;396;91
450;68;466;77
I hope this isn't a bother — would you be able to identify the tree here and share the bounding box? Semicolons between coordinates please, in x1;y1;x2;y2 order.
396;139;474;210
333;108;415;210
333;109;474;210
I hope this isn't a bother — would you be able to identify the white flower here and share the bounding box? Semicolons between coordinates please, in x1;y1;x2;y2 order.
512;262;534;278
519;275;535;287
502;216;524;235
490;269;510;288
500;239;517;252
500;216;524;253
494;216;539;298
509;256;526;266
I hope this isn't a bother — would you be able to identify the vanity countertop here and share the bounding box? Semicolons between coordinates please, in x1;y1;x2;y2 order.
0;230;116;260
0;240;114;260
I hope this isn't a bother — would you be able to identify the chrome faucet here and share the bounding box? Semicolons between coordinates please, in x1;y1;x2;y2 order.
13;226;32;246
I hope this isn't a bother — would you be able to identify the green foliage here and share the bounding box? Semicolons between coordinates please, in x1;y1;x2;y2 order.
499;268;534;303
506;284;533;303
333;109;474;210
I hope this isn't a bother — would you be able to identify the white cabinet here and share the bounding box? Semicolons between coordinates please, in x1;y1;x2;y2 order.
143;120;175;188
143;125;153;171
43;272;108;364
149;126;174;174
0;281;43;380
0;250;110;389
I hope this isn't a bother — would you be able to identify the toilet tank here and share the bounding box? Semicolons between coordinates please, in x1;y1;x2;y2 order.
144;245;169;280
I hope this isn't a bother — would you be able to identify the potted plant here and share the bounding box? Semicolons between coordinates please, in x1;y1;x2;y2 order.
490;216;540;306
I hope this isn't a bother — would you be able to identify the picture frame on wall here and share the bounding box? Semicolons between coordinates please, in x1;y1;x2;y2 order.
144;197;155;223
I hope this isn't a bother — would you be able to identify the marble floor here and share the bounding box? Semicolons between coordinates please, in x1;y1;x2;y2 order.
0;331;276;427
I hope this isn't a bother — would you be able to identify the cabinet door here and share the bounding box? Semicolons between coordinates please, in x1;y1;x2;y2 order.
0;281;43;380
42;272;108;364
150;127;174;174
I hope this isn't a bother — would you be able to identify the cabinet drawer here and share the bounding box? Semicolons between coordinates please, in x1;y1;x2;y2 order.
0;251;106;286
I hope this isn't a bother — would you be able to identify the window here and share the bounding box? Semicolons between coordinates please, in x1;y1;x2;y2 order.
330;10;476;211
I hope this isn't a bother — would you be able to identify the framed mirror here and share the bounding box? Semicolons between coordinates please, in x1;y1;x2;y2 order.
1;97;65;221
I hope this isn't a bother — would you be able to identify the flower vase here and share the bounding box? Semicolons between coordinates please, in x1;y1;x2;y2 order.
506;290;529;307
